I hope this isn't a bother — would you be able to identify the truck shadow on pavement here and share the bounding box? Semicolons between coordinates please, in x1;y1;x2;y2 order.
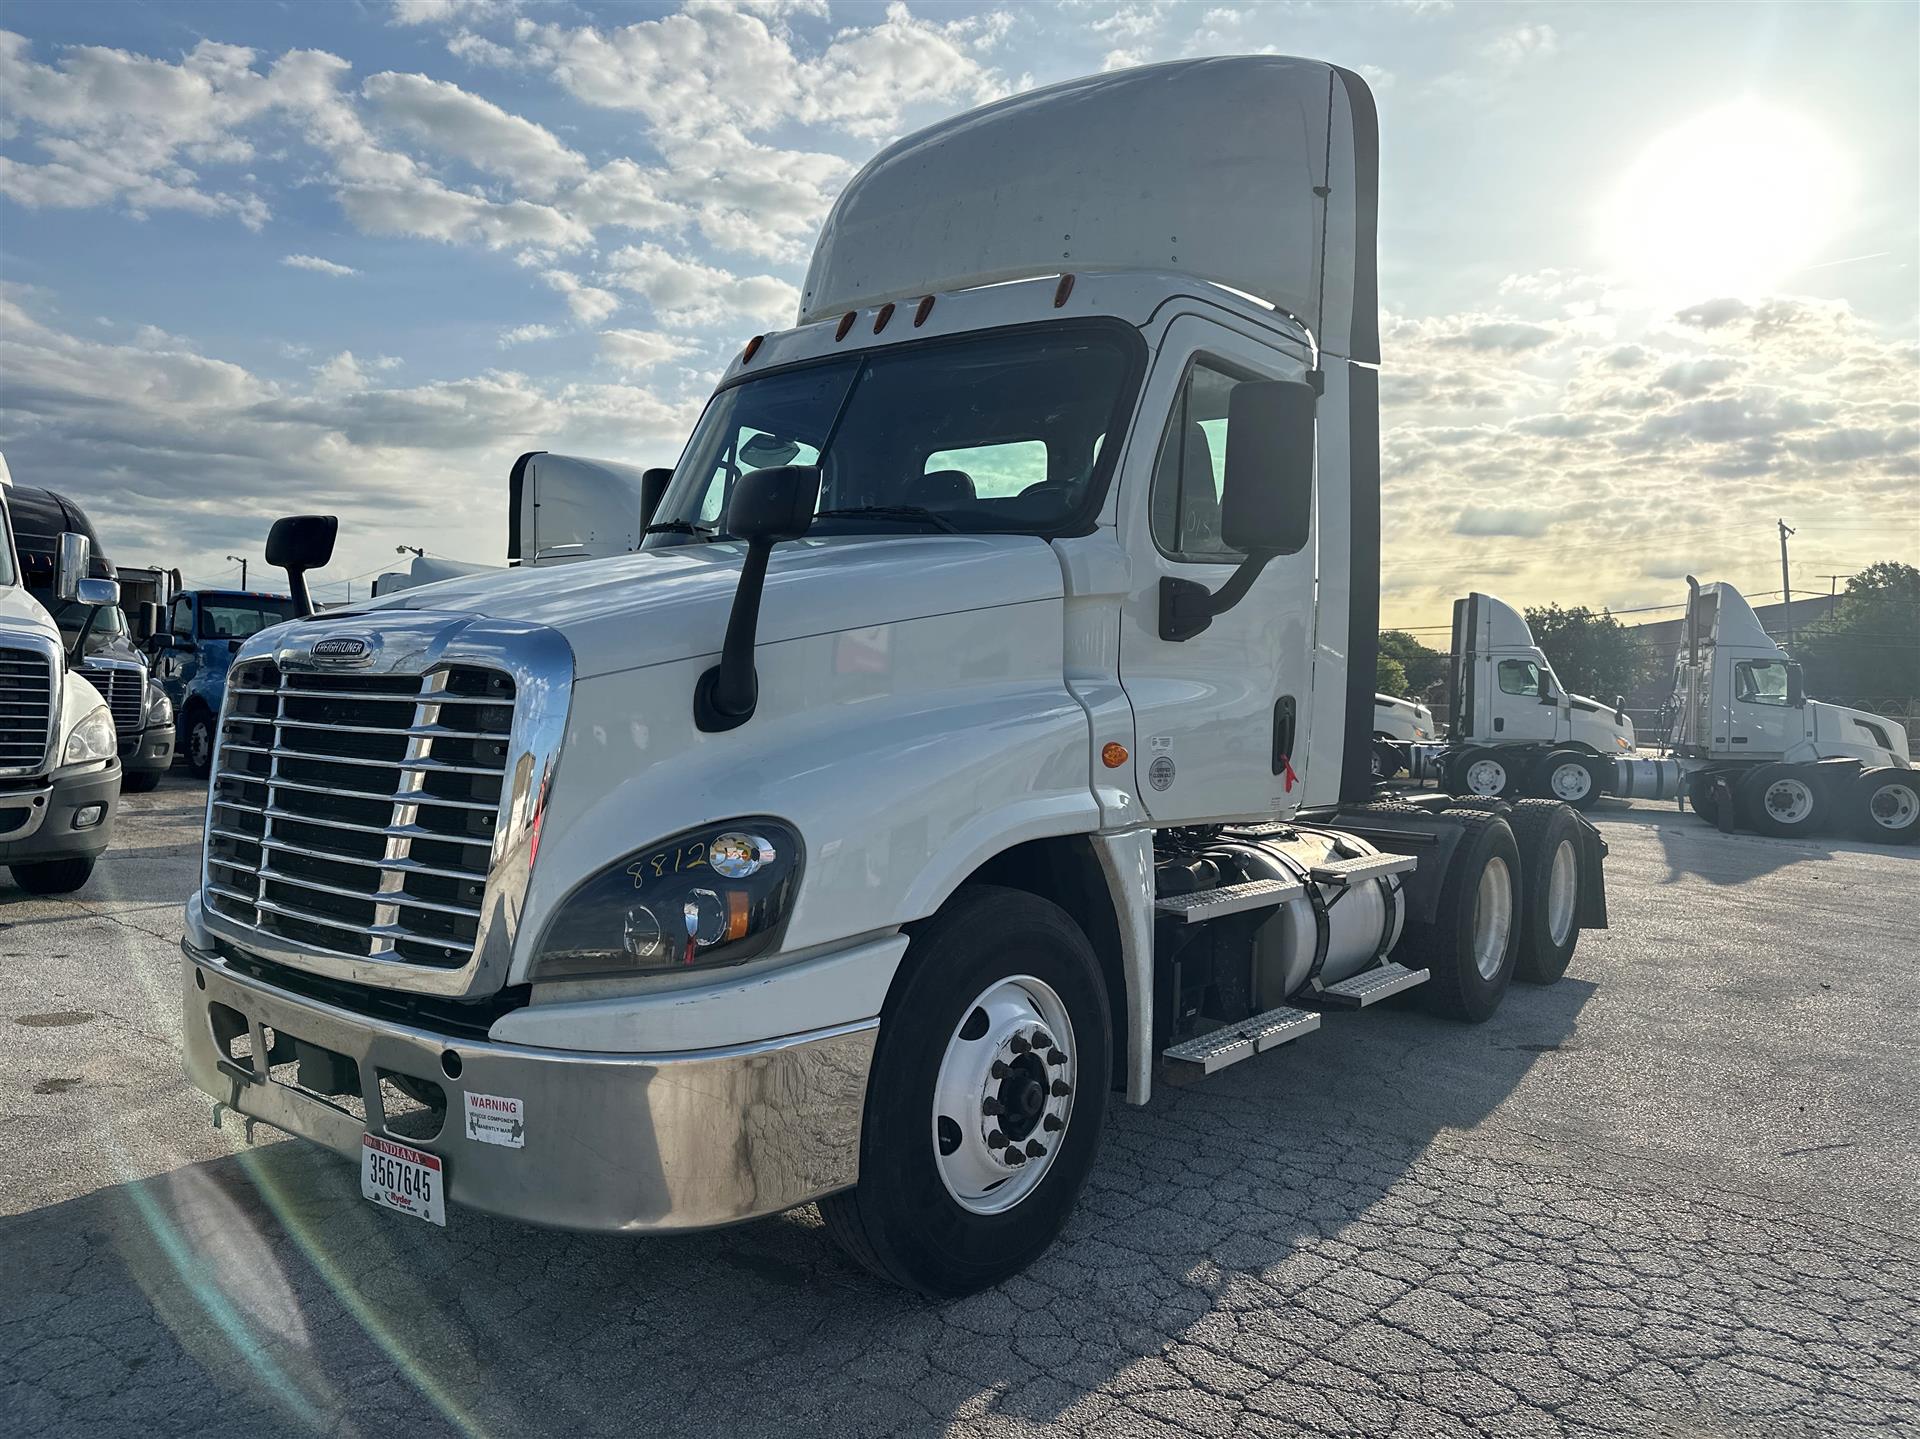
1;982;1613;1439
1589;802;1917;886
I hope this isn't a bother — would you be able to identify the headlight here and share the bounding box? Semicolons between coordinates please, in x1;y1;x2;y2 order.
146;682;173;727
63;704;116;765
530;819;802;982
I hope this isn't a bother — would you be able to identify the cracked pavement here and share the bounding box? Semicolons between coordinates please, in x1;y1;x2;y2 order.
2;776;1916;1437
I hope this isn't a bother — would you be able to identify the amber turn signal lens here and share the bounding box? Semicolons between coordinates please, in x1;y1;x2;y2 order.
725;889;751;941
1101;742;1128;769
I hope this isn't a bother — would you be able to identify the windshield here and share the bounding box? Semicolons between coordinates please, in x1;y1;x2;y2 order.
199;596;296;639
50;601;129;656
647;324;1139;542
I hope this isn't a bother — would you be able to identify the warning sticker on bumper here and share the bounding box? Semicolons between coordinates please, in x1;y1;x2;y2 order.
463;1091;525;1148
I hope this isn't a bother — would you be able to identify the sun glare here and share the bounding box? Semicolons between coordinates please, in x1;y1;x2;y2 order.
1604;102;1853;303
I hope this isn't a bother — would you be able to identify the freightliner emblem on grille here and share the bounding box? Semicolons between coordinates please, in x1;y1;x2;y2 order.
310;635;374;666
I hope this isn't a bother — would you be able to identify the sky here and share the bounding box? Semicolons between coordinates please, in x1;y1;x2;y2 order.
0;0;1915;627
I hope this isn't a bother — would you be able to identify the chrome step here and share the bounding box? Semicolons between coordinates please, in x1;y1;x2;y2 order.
1162;1004;1321;1075
1154;877;1304;925
1315;961;1429;1008
1309;852;1417;887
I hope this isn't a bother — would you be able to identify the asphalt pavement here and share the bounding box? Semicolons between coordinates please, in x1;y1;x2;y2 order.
2;774;1916;1438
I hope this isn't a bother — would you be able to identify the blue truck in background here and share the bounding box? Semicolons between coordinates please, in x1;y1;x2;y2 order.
150;589;296;775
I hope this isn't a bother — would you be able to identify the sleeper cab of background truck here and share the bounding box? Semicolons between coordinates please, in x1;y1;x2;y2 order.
177;58;1591;1291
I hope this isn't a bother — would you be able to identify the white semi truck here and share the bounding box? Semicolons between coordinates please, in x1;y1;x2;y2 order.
0;457;125;893
1611;578;1915;841
1385;592;1636;809
179;58;1611;1295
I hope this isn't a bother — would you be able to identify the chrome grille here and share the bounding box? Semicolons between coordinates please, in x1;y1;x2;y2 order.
0;647;55;772
204;659;517;968
85;666;143;735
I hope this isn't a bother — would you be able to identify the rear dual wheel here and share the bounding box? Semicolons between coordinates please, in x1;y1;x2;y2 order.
1400;810;1522;1022
1441;798;1585;985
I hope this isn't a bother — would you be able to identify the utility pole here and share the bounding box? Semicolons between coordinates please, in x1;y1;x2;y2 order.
1776;519;1795;648
226;554;247;588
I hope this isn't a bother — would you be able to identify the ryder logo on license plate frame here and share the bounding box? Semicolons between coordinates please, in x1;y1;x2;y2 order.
361;1133;446;1227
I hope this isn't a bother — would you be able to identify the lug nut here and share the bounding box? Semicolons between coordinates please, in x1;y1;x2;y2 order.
1005;1148;1028;1166
1009;1035;1030;1055
987;1130;1007;1150
1047;1049;1067;1066
1025;1140;1047;1159
1033;1030;1054;1051
1051;1080;1073;1098
990;1060;1008;1079
1043;1115;1063;1132
982;1097;1004;1116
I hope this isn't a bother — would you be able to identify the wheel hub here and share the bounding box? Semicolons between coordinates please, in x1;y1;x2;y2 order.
1551;763;1591;800
1466;759;1507;795
1868;783;1918;830
932;976;1076;1215
1765;778;1814;824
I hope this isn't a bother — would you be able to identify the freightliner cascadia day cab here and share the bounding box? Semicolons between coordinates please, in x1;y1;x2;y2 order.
1386;593;1637;810
1612;579;1914;842
6;484;175;792
180;58;1611;1295
0;458;125;893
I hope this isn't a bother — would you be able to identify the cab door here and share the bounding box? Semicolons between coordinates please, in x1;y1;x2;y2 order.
1487;654;1558;745
1115;317;1317;824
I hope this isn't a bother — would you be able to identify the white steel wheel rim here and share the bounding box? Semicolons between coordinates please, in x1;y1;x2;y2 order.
1550;762;1592;801
1371;748;1385;778
1545;840;1578;947
190;722;212;767
1466;759;1508;795
1866;782;1918;832
1471;856;1514;980
1764;777;1815;825
931;974;1077;1216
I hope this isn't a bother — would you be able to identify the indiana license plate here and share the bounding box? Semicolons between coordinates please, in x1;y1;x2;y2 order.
360;1134;445;1227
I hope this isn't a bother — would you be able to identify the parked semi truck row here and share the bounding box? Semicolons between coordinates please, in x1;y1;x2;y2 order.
0;458;125;893
145;585;298;776
180;58;1615;1295
1609;579;1915;842
6;483;174;792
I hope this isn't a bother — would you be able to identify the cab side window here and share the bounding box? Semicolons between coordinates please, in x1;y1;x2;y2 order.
1735;659;1789;706
1498;659;1541;696
1150;361;1247;563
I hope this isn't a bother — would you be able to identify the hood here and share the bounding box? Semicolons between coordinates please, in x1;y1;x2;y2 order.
1809;699;1910;766
357;533;1065;680
0;582;60;644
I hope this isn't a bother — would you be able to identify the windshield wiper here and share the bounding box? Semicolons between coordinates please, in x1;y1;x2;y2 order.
643;519;719;539
813;505;959;533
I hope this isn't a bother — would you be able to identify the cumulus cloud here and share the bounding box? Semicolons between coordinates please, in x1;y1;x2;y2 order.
282;253;359;277
598;328;696;374
361;71;587;196
603;243;798;329
539;268;621;326
498;323;558;347
1486;24;1557;66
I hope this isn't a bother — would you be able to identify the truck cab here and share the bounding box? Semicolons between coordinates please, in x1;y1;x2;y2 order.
0;459;125;893
179;57;1609;1294
151;588;297;775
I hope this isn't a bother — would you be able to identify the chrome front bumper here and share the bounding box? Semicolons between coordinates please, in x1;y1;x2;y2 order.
181;939;877;1233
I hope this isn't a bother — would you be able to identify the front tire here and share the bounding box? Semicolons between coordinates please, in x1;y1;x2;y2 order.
1850;768;1920;845
185;708;216;778
10;858;96;895
820;885;1111;1297
123;771;163;794
1531;748;1601;811
1739;763;1824;838
1400;811;1521;1022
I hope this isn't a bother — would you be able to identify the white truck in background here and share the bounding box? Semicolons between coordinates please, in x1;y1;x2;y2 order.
1377;592;1635;809
0;455;125;893
179;58;1612;1296
1370;692;1437;777
1611;578;1915;841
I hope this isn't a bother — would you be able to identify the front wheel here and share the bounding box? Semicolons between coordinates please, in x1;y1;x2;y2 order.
185;710;216;778
1739;763;1824;838
123;771;163;794
1531;749;1601;810
1851;768;1920;845
820;886;1111;1297
10;858;96;895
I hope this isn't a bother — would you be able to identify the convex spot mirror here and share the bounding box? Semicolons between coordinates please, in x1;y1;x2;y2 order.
1220;379;1315;557
74;577;119;609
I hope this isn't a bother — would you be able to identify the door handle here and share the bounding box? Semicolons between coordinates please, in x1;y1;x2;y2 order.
1272;695;1297;777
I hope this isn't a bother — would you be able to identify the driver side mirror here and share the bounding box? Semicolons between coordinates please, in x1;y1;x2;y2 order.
54;532;91;601
132;601;163;644
266;514;338;618
1539;677;1557;705
1220;379;1315;557
640;467;673;532
1786;662;1805;707
695;465;821;732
